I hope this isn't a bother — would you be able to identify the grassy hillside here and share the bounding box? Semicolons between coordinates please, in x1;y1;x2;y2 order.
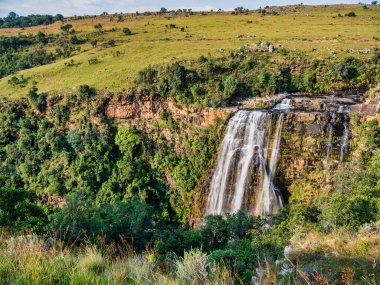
0;4;379;99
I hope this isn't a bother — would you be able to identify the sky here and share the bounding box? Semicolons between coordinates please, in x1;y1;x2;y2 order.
0;0;358;17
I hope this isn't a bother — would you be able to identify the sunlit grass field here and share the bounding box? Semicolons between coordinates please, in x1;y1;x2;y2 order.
0;4;379;98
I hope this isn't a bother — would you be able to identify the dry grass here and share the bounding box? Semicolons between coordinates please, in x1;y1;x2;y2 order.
0;232;235;285
288;224;380;259
0;4;379;99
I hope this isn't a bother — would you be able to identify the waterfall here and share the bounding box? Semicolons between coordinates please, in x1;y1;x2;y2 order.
206;111;269;215
206;105;288;216
274;98;293;110
260;113;284;216
340;115;350;162
325;112;336;162
326;123;333;161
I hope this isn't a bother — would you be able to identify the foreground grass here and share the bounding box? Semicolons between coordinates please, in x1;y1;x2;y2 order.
286;223;380;284
0;4;379;99
0;224;379;284
0;233;233;285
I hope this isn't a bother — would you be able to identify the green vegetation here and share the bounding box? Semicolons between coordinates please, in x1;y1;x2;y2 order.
0;80;378;283
0;4;379;98
0;12;63;28
0;4;379;284
134;51;379;107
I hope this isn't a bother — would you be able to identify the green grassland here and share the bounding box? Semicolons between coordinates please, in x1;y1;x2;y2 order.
0;4;379;99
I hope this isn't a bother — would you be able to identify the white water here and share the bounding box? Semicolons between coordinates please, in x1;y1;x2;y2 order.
260;113;284;216
206;106;285;216
326;123;333;161
340;119;350;162
274;98;293;110
338;108;350;162
206;111;269;215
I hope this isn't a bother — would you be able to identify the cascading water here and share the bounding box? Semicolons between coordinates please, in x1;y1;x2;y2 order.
274;98;293;110
206;99;292;216
206;111;269;215
326;123;333;161
339;109;350;162
325;112;336;162
260;113;284;215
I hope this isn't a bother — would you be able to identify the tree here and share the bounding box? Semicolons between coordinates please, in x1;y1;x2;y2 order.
160;7;168;14
8;12;18;19
0;188;47;233
94;23;103;33
90;39;98;48
371;1;378;4
317;193;376;231
36;31;48;44
54;14;64;21
79;84;96;100
27;86;47;112
137;65;157;85
60;23;73;34
223;75;238;98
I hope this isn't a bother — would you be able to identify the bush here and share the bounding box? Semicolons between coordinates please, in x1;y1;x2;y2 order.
51;189;154;248
345;11;356;17
167;63;188;92
334;57;358;81
154;226;202;262
0;188;47;233
317;193;376;231
51;190;105;244
223;75;238;99
88;57;99;65
175;249;210;285
123;27;132;35
209;240;257;284
27;86;47;112
137;65;157;85
79;84;96;100
77;246;106;274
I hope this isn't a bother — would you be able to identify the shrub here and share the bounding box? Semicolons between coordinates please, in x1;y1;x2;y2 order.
137;65;157;85
200;215;229;250
317;193;376;231
175;249;210;285
223;75;238;98
27;86;47;112
0;188;47;234
8;75;28;87
167;63;188;92
106;39;116;47
334;57;358;81
123;27;132;35
88;57;99;64
51;190;105;244
77;246;106;274
345;11;356;17
79;84;96;100
154;226;202;262
209;239;257;284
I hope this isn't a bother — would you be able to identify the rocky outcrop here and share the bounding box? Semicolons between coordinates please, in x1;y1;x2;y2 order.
105;93;234;127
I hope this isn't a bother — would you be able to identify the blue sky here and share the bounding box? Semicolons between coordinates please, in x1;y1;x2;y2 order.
0;0;358;17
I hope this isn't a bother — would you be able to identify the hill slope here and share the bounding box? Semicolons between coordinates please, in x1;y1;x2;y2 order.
0;4;379;99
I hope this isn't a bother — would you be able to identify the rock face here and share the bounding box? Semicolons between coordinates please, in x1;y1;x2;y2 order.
101;92;378;221
105;93;234;128
194;95;380;220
